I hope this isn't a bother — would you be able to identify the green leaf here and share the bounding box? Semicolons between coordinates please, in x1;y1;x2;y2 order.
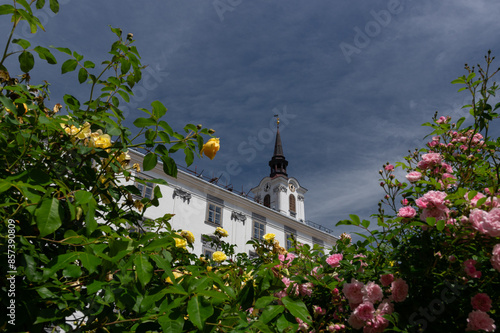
54;46;71;55
49;0;59;13
74;190;93;205
61;59;78;74
43;252;79;279
161;155;177;178
361;219;370;228
260;305;284;324
133;117;157;128
78;67;88;83
426;217;436;227
134;254;153;288
436;219;445;231
36;0;46;10
0;4;15;15
13;38;30;49
0;95;16;113
451;77;465;84
281;297;312;325
35;197;63;237
143;152;157;171
117;90;130;103
349;214;360;226
84;60;95;68
184;147;194;167
78;252;101;274
158;315;184;333
34;46;57;64
151;100;167;119
19;51;35;72
237;279;255;311
187;296;214;330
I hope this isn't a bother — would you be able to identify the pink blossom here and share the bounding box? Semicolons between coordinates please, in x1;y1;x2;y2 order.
466;310;496;332
471;293;492;312
313;305;326;316
416;191;448;210
436;116;447;124
363;314;389;333
406;171;422;183
464;259;482;279
466;192;486;207
377;299;394;315
343;278;364;305
379;274;394;287
326;254;343;268
353;301;375;321
469;208;488;233
398;206;417;219
299;282;313;297
390;278;408;302
362;282;383;304
417;153;442;170
348;312;365;330
483;208;500;237
491;244;500;272
296;317;309;332
385;164;394;171
401;198;409;206
441;162;453;173
420;208;449;223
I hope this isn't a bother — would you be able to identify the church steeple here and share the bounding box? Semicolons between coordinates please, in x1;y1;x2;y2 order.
269;117;288;178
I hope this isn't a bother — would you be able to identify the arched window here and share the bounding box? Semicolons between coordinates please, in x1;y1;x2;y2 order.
289;194;296;213
264;194;271;208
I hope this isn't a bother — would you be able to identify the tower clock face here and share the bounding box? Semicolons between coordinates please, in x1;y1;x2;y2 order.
264;183;271;192
289;183;296;192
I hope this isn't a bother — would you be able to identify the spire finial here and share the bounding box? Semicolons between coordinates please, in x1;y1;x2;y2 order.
274;114;280;129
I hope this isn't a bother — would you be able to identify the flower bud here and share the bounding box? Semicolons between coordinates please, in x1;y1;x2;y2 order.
208;129;215;134
127;33;133;40
196;124;203;130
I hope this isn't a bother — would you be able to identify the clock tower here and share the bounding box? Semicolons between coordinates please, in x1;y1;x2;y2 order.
251;118;307;221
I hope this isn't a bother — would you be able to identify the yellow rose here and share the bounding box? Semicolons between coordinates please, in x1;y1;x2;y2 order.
263;233;275;242
175;237;187;249
215;227;228;237
76;122;91;140
201;138;220;160
212;251;227;262
165;271;184;284
117;151;131;166
89;130;111;149
64;125;80;136
180;230;195;244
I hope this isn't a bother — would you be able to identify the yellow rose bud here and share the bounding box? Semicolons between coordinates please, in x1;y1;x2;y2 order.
215;227;228;237
212;251;227;262
165;271;184;284
91;133;111;149
180;230;195;244
175;237;187;249
263;233;275;242
201;138;220;160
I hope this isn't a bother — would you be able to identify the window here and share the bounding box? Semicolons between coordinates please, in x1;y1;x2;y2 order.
289;194;296;213
134;179;154;199
285;226;297;250
264;194;271;208
203;248;214;260
253;220;266;240
206;203;222;225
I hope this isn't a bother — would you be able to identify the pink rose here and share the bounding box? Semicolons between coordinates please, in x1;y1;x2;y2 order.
390;278;408;302
364;314;389;333
398;206;417;219
416;191;448;210
348;312;365;330
419;153;443;169
491;244;500;272
471;293;492;312
385;164;394;171
406;171;422;183
326;253;343;268
466;310;496;332
343;278;364;305
353;301;375;321
464;259;482;279
436;116;447;124
379;274;394;287
466;192;486;207
362;282;383;304
299;282;313;297
483;208;500;237
377;299;394;315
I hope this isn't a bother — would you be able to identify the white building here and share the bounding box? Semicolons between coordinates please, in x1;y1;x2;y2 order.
128;122;337;257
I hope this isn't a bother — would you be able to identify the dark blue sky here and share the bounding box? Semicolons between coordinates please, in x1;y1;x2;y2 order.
2;0;500;237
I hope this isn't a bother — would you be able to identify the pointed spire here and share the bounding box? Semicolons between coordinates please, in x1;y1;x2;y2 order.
269;116;288;178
